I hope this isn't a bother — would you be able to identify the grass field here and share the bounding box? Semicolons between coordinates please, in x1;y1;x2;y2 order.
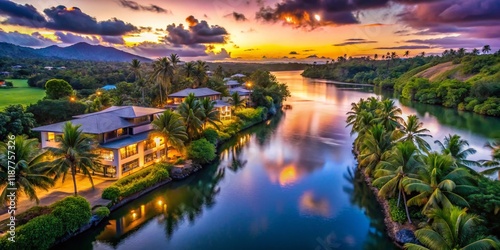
0;79;45;110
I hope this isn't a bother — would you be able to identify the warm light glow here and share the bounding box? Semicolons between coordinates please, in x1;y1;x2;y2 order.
314;14;321;22
154;137;161;145
285;16;293;23
70;97;75;102
279;165;298;186
157;200;163;206
132;212;137;218
97;91;102;96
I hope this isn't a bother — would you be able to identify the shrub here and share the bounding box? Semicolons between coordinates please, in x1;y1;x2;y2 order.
102;163;172;200
102;186;121;202
387;199;406;223
202;128;219;144
51;196;92;234
15;206;52;227
94;207;110;218
5;81;13;87
187;138;216;164
45;79;74;99
10;214;63;250
174;157;185;165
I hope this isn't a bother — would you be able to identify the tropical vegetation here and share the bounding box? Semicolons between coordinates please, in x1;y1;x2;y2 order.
347;97;500;248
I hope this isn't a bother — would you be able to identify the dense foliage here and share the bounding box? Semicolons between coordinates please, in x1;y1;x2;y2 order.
304;47;500;117
45;79;74;99
187;138;217;164
347;97;500;248
0;104;36;140
27;99;87;126
101;163;171;201
0;196;91;250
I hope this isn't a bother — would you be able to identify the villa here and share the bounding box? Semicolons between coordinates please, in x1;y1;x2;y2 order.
167;87;232;120
32;106;168;179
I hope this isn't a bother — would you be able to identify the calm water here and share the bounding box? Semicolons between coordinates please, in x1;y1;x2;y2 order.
56;71;500;250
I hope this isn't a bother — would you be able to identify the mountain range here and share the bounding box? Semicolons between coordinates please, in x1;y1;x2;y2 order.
0;42;152;62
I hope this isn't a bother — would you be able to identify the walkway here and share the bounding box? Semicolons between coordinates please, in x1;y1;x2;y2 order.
0;175;114;221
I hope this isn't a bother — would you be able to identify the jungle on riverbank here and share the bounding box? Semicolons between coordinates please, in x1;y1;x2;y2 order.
302;46;500;117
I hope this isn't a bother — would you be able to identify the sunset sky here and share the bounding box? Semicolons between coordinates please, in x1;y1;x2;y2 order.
0;0;499;61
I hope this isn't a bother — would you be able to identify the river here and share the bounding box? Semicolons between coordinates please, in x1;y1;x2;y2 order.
55;70;500;250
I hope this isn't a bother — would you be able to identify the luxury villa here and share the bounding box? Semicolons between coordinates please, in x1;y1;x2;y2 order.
32;106;168;179
167;87;232;121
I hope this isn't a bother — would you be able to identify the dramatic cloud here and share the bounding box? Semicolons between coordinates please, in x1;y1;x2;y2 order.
164;16;228;45
128;41;230;60
333;38;377;46
117;0;169;14
54;31;99;44
289;51;298;54
398;0;500;38
0;30;53;47
375;45;432;49
0;2;137;36
101;35;125;45
225;12;247;21
405;36;500;49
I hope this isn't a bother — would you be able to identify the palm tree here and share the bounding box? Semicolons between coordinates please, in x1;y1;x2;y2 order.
200;98;221;129
480;140;500;180
404;153;475;214
396;115;432;151
471;48;480;55
183;62;196;78
374;54;378;60
375;99;403;131
193;60;209;88
435;134;478;170
358;124;393;176
178;93;204;140
482;45;491;54
229;92;246;111
404;51;410;57
420;51;425;57
151;110;188;160
151;57;174;105
404;206;500;250
0;136;53;204
457;48;466;57
373;141;422;223
129;59;146;104
168;53;181;67
47;122;101;196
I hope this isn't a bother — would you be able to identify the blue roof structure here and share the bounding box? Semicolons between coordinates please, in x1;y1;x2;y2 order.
102;85;117;90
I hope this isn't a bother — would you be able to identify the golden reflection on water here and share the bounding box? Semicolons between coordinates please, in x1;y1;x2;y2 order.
299;191;332;217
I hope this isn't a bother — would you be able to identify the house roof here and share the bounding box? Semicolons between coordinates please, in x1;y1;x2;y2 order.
100;131;150;149
225;80;240;86
102;85;116;90
214;100;231;108
168;87;221;98
231;73;246;78
230;87;252;96
32;106;165;134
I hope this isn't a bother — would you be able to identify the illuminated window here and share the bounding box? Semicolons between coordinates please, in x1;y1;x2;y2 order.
144;152;157;163
101;150;114;161
144;139;155;151
120;144;138;159
122;159;139;173
47;132;55;141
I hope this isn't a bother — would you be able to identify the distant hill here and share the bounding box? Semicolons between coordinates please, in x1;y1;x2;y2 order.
0;42;152;62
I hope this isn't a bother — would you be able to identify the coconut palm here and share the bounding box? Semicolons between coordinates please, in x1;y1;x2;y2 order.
396;115;432;151
193;60;209;87
482;45;491;54
0;136;53;204
168;53;181;67
178;93;205;140
47;122;101;196
471;48;480;55
183;62;196;78
200;98;220;130
480;140;500;180
458;48;466;57
404;206;500;250
435;134;479;170
229;92;246;111
375;99;403;132
404;51;410;57
404;153;475;214
420;51;425;57
374;54;378;60
373;141;422;223
151;110;188;159
358;124;393;176
151;57;174;105
129;59;146;103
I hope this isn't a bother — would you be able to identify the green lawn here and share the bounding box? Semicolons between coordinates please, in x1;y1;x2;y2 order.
0;79;45;110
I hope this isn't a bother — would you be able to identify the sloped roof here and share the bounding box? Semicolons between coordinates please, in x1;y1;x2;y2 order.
32;106;165;134
225;80;240;86
168;88;221;98
230;87;252;95
102;85;116;90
